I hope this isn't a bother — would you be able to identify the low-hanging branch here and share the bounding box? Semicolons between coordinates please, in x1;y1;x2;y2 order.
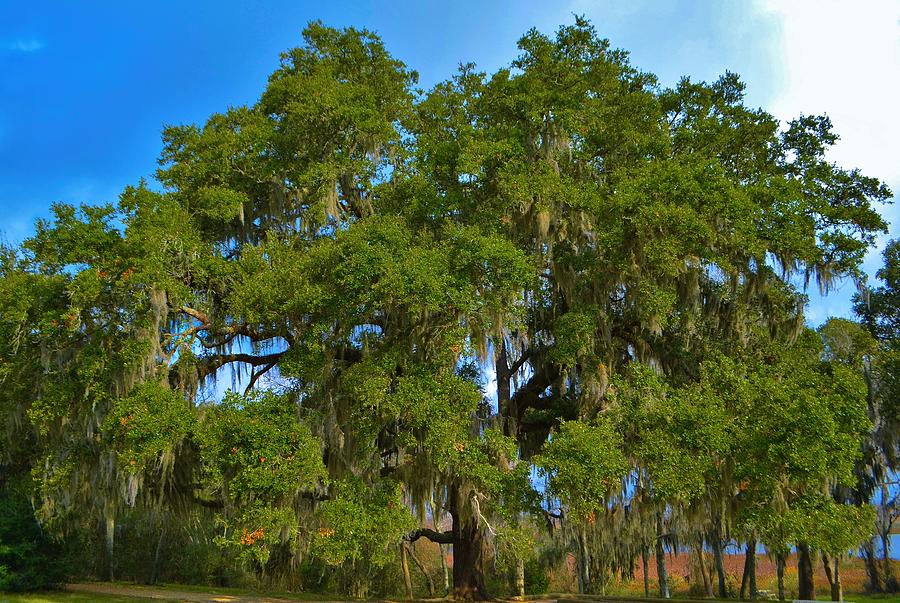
406;528;454;545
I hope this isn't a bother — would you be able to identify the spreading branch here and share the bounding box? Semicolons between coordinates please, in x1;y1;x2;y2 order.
406;528;453;544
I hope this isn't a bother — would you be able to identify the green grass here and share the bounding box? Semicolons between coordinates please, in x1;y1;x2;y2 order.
841;595;900;603
0;593;187;603
147;581;341;599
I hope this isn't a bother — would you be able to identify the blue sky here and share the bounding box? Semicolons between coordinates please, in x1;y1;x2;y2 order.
2;0;898;324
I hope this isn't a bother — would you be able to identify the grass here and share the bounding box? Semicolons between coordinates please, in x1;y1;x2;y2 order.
146;581;340;599
840;595;900;603
0;593;188;603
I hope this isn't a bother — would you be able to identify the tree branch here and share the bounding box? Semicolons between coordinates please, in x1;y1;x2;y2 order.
244;361;277;395
406;528;453;544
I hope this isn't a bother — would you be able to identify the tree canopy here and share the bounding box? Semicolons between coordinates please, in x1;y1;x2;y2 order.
0;17;894;600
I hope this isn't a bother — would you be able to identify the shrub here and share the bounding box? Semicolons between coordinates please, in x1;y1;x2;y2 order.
0;481;68;591
525;558;551;595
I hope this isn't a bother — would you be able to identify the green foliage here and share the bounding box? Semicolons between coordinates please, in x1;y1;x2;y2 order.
524;557;551;595
218;504;298;568
195;391;326;500
0;482;68;591
753;494;876;556
103;381;194;474
0;16;892;596
312;479;416;568
535;418;627;518
494;524;536;570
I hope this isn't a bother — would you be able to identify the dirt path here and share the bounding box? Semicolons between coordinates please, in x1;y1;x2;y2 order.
66;582;344;603
66;583;561;603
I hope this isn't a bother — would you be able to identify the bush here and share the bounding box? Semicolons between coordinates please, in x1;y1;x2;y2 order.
0;481;68;591
525;558;550;595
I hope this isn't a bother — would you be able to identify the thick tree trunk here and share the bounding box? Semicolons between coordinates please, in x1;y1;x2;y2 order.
656;514;670;599
452;522;487;600
798;542;815;600
449;488;488;601
711;523;727;598
642;543;651;598
776;553;786;601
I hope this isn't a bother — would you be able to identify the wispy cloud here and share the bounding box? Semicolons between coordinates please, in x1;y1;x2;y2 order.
7;38;45;53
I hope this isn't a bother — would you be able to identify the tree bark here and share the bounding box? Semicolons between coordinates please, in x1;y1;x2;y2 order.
834;556;842;601
749;537;758;600
696;540;713;597
105;515;116;582
776;552;786;601
642;542;651;598
798;542;815;600
822;553;842;602
577;527;591;594
150;516;166;585
450;490;488;601
656;514;670;599
439;543;450;596
408;543;436;598
401;543;413;599
862;538;883;592
515;558;525;600
740;540;751;600
711;522;727;598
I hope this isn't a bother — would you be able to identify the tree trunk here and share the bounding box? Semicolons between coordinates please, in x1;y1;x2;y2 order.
408;543;436;598
401;543;413;599
440;543;450;596
798;542;815;600
656;514;670;599
576;527;591;594
862;538;883;592
834;556;842;601
105;515;116;582
740;541;751;600
749;537;757;600
696;541;713;597
776;552;786;601
711;523;727;598
150;516;166;585
450;489;488;601
515;558;525;600
642;543;651;598
496;344;517;438
822;553;842;602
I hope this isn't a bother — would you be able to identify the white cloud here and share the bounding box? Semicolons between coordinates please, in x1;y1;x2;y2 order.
757;0;900;318
759;0;900;204
7;38;44;53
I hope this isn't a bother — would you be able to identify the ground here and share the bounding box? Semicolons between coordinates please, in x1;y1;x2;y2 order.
2;584;900;603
